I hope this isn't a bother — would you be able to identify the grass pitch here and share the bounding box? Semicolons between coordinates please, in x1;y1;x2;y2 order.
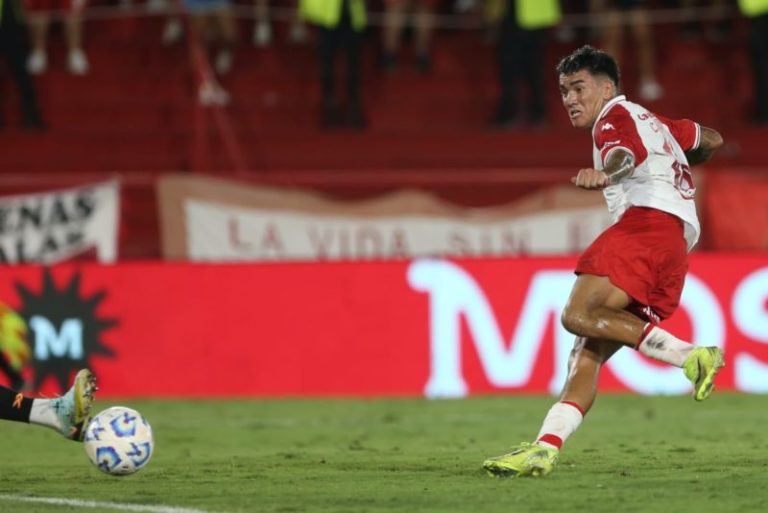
0;394;765;513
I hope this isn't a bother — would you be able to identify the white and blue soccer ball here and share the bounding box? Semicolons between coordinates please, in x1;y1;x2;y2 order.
83;406;154;476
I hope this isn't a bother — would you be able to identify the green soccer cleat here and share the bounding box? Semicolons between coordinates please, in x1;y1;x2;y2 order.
51;369;98;441
483;442;559;478
683;347;725;401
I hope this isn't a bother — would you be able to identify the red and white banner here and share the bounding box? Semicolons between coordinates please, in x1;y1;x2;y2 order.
185;200;610;261
0;181;120;264
2;254;766;397
159;174;610;260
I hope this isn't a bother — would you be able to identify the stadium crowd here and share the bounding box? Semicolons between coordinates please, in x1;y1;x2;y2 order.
1;0;766;130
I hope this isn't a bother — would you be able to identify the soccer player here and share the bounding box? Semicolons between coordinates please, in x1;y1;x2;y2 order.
0;368;96;441
483;45;725;478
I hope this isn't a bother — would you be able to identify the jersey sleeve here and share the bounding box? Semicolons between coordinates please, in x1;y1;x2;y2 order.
594;106;648;167
654;113;701;151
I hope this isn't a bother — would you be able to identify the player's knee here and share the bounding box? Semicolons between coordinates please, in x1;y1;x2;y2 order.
561;305;590;336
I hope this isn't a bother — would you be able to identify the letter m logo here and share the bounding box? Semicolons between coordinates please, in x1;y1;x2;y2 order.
407;259;576;398
30;316;84;360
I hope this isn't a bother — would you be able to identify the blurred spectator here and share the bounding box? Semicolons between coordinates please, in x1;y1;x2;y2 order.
552;0;580;43
590;0;663;102
143;0;182;45
491;0;561;128
183;0;238;75
381;0;437;72
289;8;308;43
25;0;89;75
739;0;768;124
253;1;308;47
300;0;367;128
253;0;272;46
0;0;45;129
679;0;730;41
157;0;184;45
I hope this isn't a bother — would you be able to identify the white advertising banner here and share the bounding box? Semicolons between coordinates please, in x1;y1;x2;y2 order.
0;181;120;264
185;199;612;261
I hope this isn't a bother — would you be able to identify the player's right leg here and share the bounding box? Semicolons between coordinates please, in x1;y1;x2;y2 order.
0;369;97;441
484;338;620;478
483;442;559;478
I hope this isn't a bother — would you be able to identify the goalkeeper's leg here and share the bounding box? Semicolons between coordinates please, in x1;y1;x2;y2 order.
0;369;97;441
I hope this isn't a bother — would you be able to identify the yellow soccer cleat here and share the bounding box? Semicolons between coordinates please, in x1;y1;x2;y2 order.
483;442;559;478
683;347;725;401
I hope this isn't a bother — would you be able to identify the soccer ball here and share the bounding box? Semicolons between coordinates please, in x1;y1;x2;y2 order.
83;406;154;476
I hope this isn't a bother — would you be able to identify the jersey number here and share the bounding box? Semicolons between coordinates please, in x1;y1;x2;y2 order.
671;161;695;199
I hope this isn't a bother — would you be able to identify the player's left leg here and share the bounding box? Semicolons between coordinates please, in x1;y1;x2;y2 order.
683;346;726;401
483;337;619;477
0;369;97;441
561;274;646;347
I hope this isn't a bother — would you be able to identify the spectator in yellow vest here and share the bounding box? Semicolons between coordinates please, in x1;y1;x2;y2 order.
300;0;367;128
491;0;561;128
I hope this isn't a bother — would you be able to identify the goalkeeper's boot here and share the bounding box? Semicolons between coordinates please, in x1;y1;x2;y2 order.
483;442;559;478
51;369;97;441
683;347;725;401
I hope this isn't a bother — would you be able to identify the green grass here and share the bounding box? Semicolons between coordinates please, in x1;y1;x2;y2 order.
0;394;765;513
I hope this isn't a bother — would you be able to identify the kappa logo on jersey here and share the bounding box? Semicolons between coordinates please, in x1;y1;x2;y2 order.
601;122;615;130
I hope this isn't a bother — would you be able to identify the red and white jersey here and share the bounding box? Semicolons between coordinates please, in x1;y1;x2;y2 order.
592;95;701;251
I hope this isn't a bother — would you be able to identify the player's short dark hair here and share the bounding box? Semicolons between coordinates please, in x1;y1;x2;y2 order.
556;45;621;88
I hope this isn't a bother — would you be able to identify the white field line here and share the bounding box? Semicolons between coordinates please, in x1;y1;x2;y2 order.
0;494;227;513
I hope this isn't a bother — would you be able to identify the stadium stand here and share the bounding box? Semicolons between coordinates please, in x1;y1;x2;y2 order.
0;2;765;257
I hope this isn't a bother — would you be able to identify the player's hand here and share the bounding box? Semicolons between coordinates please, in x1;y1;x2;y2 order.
571;168;610;189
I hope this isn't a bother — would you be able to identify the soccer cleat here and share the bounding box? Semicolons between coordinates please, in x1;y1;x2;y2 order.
683;347;725;401
51;369;98;441
483;442;559;478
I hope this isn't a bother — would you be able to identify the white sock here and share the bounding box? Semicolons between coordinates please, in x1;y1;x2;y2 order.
29;399;61;432
535;401;584;450
637;325;693;367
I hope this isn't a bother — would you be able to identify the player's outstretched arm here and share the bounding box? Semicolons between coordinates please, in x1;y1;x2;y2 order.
570;149;635;190
686;126;723;166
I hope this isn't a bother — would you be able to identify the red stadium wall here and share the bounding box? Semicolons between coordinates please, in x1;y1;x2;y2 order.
1;255;766;398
